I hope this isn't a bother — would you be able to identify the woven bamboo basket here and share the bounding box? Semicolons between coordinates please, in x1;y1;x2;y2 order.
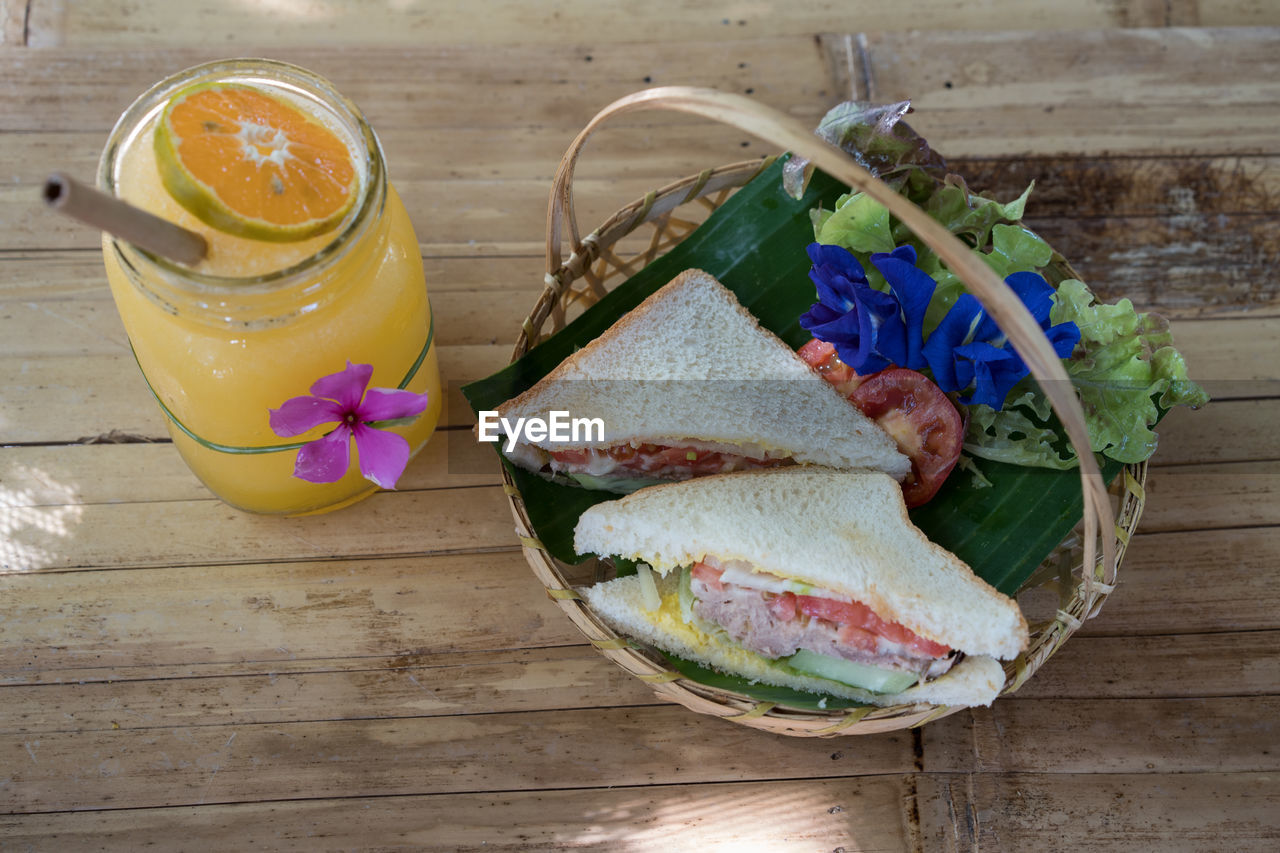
502;88;1146;736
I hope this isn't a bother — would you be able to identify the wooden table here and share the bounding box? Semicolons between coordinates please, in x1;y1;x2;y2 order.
3;3;1278;849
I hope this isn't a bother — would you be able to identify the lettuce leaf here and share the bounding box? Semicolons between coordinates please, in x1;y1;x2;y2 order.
783;100;948;201
920;179;1035;250
813;191;895;253
964;385;1078;470
1051;279;1210;463
964;280;1209;466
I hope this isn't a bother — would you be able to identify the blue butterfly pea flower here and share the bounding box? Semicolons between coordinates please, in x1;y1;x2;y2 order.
799;243;897;373
801;242;1081;411
868;245;935;370
922;270;1081;407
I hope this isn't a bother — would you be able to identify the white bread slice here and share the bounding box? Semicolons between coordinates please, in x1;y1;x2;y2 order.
582;572;1009;708
495;269;910;479
574;466;1028;660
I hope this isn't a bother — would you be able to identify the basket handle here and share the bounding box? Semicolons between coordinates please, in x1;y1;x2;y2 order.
545;86;1117;599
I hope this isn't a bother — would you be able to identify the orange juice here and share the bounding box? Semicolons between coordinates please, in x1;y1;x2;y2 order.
98;60;441;515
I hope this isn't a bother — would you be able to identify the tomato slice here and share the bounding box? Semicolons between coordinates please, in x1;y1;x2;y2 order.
549;443;786;477
691;561;725;592
796;594;951;658
836;624;879;652
691;559;951;658
797;339;863;396
847;368;963;508
798;337;962;508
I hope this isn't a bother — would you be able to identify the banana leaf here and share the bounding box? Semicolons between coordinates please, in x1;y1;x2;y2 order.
462;159;1121;707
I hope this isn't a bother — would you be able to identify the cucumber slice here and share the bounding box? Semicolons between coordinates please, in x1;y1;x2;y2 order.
677;565;696;625
786;649;920;694
636;563;661;611
565;472;668;493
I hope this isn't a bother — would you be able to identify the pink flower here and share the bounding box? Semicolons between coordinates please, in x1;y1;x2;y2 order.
269;362;429;488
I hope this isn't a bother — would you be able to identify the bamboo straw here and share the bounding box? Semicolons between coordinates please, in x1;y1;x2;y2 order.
44;172;207;266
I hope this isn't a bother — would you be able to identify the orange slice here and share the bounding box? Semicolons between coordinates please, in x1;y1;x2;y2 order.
154;83;360;242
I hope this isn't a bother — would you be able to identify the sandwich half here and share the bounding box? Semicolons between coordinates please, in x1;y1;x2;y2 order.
492;269;910;492
575;466;1028;707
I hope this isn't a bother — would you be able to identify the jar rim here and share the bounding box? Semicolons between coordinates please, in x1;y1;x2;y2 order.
97;57;386;294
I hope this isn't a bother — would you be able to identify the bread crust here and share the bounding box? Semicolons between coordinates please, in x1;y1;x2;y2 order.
574;466;1029;660
492;269;911;479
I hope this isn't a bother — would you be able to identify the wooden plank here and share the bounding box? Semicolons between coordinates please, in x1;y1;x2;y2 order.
0;443;1270;575
0;775;916;851
1139;460;1280;533
19;213;1274;320
0;437;500;507
1;0;26;46
13;143;1280;316
16;124;1280;221
1081;527;1280;636
924;696;1280;774
0;647;652;733
7;205;1280;319
1023;213;1280;315
25;0;1241;49
21;126;1280;202
916;771;1280;853
0;258;1268;440
3;693;1274;813
17;114;1280;205
0;551;577;675
845;28;1280;157
0;483;519;572
1;526;1273;688
0;345;1253;448
5;626;1275;739
2;772;1275;851
0;442;205;504
953;154;1280;219
0;413;1270;574
0;705;915;812
1152;318;1280;400
1008;630;1280;700
1153;399;1280;466
3;442;1273;537
10;209;1277;317
4;255;1269;379
0;42;830;134
6;30;1278;154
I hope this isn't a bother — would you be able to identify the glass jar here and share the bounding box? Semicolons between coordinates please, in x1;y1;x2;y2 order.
98;59;442;515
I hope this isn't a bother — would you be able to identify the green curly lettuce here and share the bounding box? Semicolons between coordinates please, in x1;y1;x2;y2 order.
812;191;894;254
964;280;1209;466
1051;279;1210;463
964;385;1077;470
920;177;1033;250
782;100;948;202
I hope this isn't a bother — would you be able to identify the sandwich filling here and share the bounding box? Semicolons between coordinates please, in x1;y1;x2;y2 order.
684;556;956;688
510;440;793;486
